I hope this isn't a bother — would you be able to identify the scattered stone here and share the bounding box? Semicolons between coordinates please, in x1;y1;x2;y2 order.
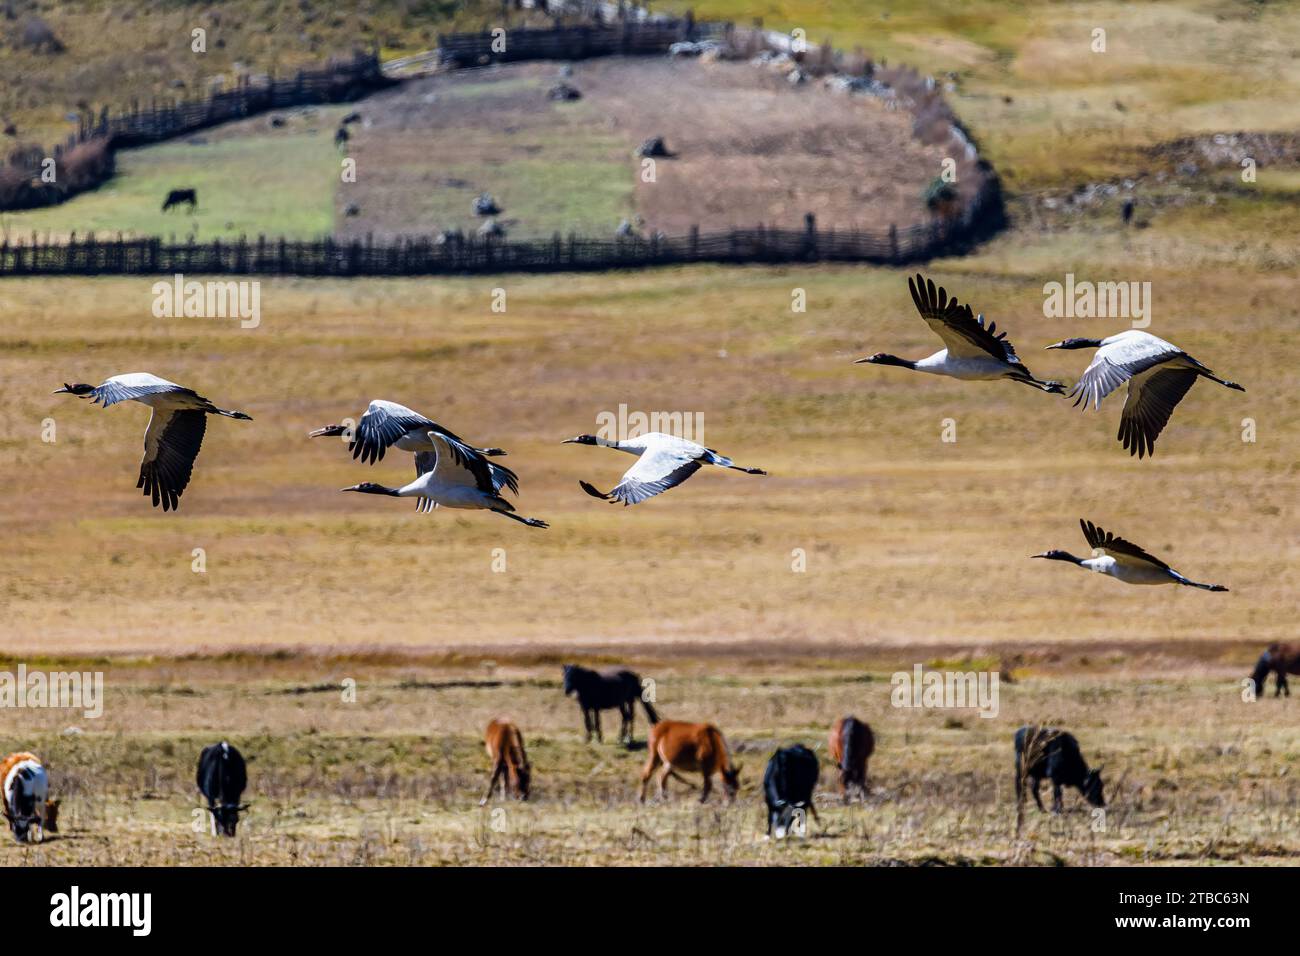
548;82;582;101
476;217;505;238
635;135;674;158
472;192;500;216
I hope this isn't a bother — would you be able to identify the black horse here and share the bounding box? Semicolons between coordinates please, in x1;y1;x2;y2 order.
562;664;659;744
161;188;197;212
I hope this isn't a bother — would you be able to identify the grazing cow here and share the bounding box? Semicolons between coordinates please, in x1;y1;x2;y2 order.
562;664;659;744
341;111;362;125
1;752;58;843
639;720;741;804
196;741;248;837
828;715;874;802
1250;643;1300;698
161;188;197;212
334;126;350;150
1015;726;1104;814
763;744;819;838
1121;197;1135;225
480;718;531;804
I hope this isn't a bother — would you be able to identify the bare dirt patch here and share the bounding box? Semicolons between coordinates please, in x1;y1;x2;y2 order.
337;56;944;240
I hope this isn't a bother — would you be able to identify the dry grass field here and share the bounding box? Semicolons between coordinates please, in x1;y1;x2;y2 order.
5;656;1298;866
0;0;1297;866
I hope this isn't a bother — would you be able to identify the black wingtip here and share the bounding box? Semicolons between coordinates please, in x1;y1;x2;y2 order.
579;480;610;501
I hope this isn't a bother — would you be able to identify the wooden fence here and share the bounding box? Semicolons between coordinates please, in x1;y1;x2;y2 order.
0;204;1002;278
437;16;727;66
1;51;391;212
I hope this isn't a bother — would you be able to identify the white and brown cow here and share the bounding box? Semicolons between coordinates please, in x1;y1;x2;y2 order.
1;752;59;843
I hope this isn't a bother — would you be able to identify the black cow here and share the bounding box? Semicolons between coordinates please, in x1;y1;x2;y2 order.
764;744;820;838
196;741;248;837
1014;726;1104;814
561;664;659;744
161;188;197;212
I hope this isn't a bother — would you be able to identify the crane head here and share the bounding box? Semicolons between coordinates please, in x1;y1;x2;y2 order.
52;383;95;396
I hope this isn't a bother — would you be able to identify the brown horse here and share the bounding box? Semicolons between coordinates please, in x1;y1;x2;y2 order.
1251;643;1300;698
638;720;741;804
828;716;874;802
480;719;531;804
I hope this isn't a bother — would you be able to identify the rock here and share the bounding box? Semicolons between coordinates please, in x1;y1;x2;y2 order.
548;82;581;101
472;192;500;216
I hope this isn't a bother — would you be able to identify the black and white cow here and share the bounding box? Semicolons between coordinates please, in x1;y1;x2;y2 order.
1014;726;1104;813
763;744;820;838
196;742;248;837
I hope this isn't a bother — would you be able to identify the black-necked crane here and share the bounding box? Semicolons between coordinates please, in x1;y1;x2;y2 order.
1033;519;1228;591
53;372;251;512
855;274;1064;393
339;431;547;529
310;399;517;507
1045;330;1244;458
562;432;766;506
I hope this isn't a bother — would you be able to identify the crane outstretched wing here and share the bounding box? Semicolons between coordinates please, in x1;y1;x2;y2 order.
138;409;207;512
908;274;1020;364
1079;519;1169;570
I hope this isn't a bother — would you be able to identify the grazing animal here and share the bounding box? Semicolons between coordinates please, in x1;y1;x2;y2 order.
763;745;820;838
1034;518;1228;591
639;720;741;804
334;126;350;149
161;188;197;212
196;741;248;837
476;217;505;238
563;432;766;506
828;715;874;802
1250;643;1300;698
341;112;362;125
1014;726;1104;814
856;274;1064;393
561;664;659;744
480;719;531;804
1046;330;1244;458
1121;197;1135;225
636;136;675;158
54;373;252;512
1;752;59;843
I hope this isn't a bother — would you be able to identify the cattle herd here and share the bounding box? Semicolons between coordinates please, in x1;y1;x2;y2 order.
4;644;1290;845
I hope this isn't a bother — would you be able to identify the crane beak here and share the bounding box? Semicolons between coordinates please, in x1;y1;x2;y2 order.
561;437;578;444
339;485;361;492
51;385;70;394
1043;341;1066;350
1030;552;1050;558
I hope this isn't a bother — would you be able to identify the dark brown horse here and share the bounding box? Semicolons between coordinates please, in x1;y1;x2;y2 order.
828;716;874;802
562;664;659;744
1250;643;1300;698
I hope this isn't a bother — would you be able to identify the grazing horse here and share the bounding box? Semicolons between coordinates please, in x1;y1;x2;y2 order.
1;752;59;843
196;741;248;837
1250;643;1300;698
161;188;197;212
639;720;741;804
1015;726;1104;814
480;718;531;804
763;744;819;838
828;715;874;802
562;664;659;744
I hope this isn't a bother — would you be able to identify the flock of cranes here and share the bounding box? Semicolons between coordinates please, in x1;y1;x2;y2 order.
52;273;1242;590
